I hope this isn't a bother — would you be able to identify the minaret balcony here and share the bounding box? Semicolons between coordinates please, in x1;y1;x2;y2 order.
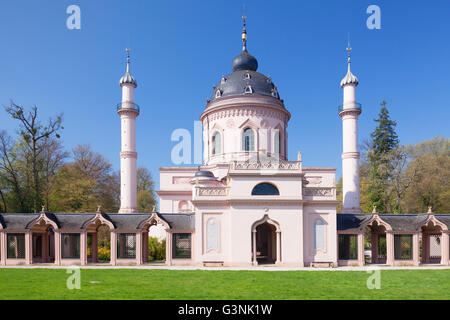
338;102;361;115
117;102;140;113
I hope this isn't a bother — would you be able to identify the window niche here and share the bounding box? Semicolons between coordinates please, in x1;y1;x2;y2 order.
206;218;219;252
314;218;326;250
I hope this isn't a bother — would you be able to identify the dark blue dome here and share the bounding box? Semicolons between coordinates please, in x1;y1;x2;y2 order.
231;50;258;72
194;170;215;178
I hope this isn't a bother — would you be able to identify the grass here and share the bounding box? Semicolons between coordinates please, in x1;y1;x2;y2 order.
0;268;449;300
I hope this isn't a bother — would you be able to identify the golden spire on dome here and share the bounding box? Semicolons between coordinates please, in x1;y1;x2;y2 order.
241;7;247;52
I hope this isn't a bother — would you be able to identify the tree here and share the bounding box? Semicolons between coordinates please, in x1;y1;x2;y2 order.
377;147;418;213
366;101;400;213
369;101;399;161
50;145;119;212
5;102;63;212
137;167;156;212
40;138;69;209
0;131;29;212
401;137;450;213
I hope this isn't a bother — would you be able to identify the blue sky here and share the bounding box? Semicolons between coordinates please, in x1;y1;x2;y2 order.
0;0;449;191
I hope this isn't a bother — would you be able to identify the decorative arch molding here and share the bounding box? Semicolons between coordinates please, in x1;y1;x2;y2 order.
251;214;281;233
138;212;171;231
361;214;393;232
26;212;59;230
82;213;115;230
420;214;448;231
238;118;259;130
211;122;224;132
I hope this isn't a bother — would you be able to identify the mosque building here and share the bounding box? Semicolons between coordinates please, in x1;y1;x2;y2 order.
0;19;448;267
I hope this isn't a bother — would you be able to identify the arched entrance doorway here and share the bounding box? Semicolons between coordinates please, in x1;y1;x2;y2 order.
361;215;392;265
84;214;115;264
251;215;281;265
420;217;447;265
138;213;170;265
255;223;276;264
29;216;57;264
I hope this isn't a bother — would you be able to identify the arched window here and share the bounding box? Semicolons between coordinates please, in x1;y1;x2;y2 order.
251;183;279;196
212;131;221;155
274;130;281;154
314;218;325;250
242;128;254;151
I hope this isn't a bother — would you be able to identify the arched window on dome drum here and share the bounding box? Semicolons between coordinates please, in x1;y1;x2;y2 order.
251;183;279;196
274;130;281;154
212;131;221;155
314;218;325;250
242;128;254;151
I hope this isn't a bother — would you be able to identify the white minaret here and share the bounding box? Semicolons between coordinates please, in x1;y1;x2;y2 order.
118;48;139;213
339;44;361;214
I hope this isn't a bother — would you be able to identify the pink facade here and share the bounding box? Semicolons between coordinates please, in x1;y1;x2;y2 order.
1;24;449;269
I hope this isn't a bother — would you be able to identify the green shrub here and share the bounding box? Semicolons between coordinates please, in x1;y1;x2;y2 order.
148;237;166;261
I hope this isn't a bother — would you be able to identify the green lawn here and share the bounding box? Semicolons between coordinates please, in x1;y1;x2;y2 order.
0;268;449;300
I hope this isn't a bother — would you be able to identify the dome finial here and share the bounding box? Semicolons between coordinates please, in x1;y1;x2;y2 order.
241;7;247;52
340;35;358;87
126;48;131;73
346;33;352;71
119;47;137;87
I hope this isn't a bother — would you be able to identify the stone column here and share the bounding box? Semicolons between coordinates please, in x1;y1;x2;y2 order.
386;232;394;266
252;230;257;266
275;231;281;265
0;232;6;265
110;232;117;266
441;231;449;266
25;232;32;265
413;233;420;266
80;232;87;266
54;231;61;266
358;232;365;266
136;232;142;265
165;231;172;266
